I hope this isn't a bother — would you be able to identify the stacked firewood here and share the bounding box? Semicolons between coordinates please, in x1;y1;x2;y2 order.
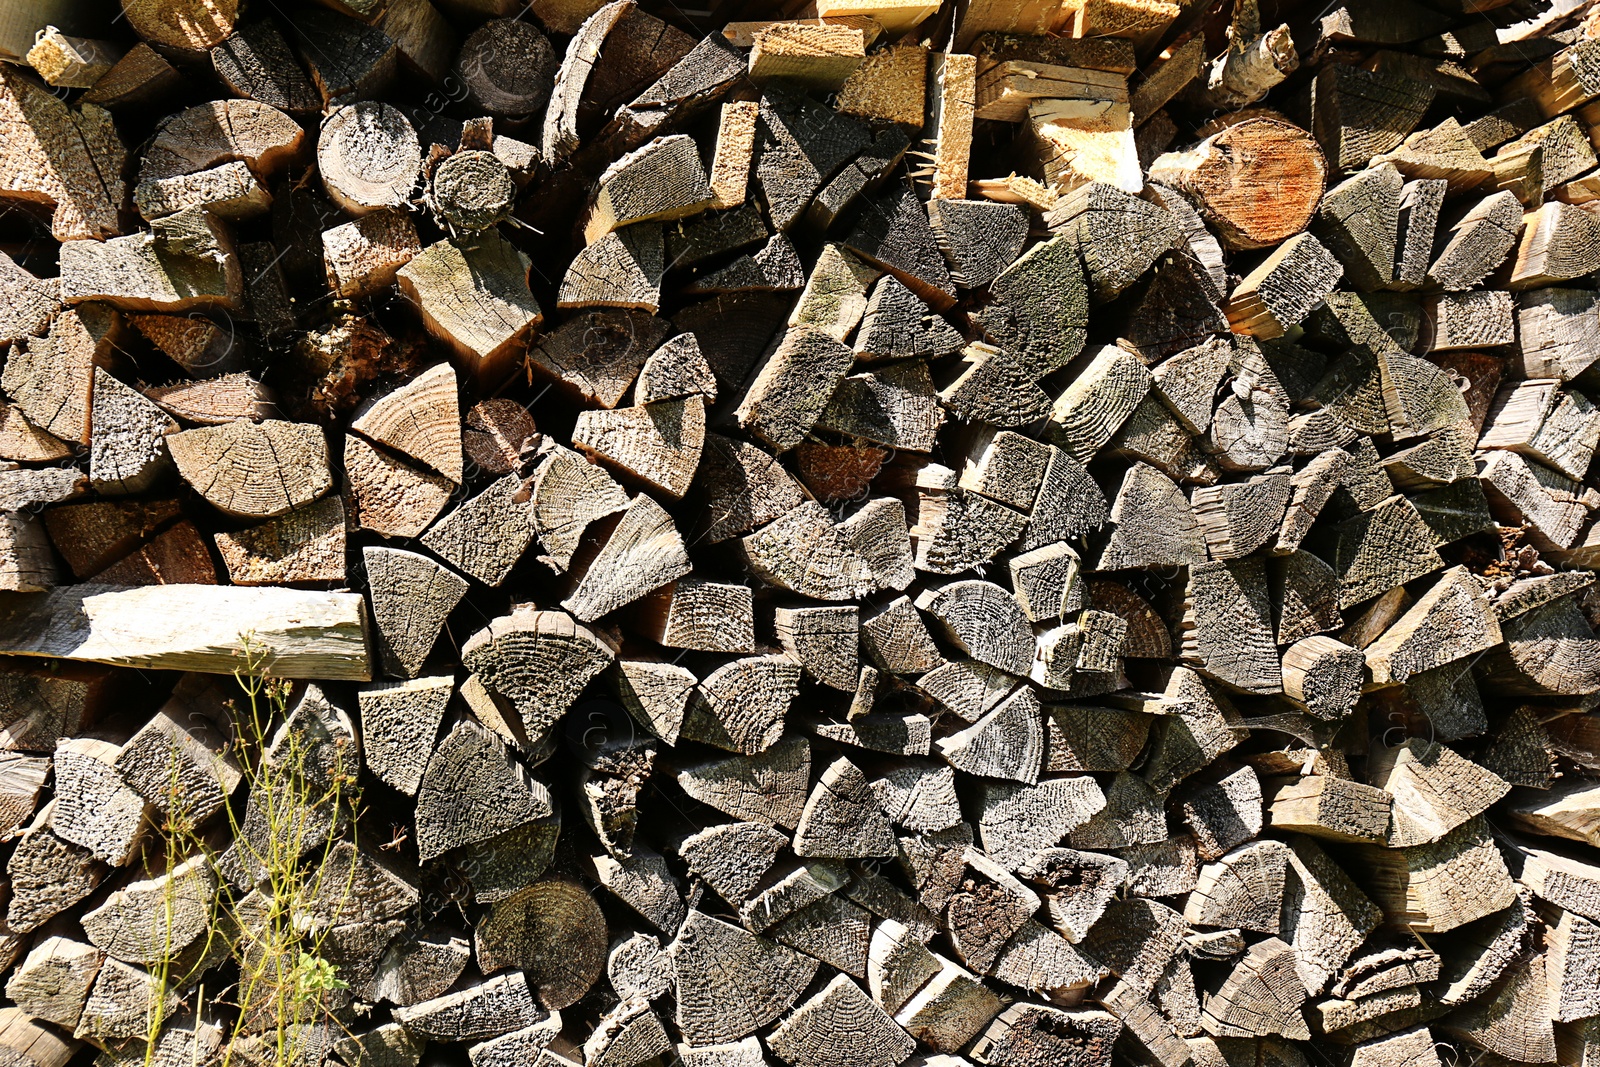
4;0;1600;1064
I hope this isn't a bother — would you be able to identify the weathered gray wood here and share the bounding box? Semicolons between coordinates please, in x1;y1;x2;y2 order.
399;232;543;385
1225;232;1344;339
1314;163;1401;291
462;605;615;746
1428;190;1522;290
752;84;869;231
50;735;145;866
414;719;553;862
61;207;241;312
392;972;542;1043
737;326;855;452
0;584;369;679
4;936;102;1031
6;805;105;933
668;910;819;1045
935;686;1044;785
675;735;810;828
358;676;451;796
679;654;800;755
168;418;330;519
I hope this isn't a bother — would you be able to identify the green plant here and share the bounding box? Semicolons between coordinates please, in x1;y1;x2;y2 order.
143;637;362;1067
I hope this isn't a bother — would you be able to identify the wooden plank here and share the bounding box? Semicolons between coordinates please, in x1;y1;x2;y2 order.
0;584;370;680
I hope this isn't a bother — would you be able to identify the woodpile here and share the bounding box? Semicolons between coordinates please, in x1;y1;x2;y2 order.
4;0;1600;1065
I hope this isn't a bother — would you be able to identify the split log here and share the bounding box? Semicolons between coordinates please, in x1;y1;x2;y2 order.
140;98;302;186
775;606;858;692
344;434;454;541
785;244;875;344
935;686;1044;784
1192;471;1292;559
1308;63;1433;172
533;310;671;409
168;419;330;519
213;496;345;585
88;370;177;497
1201;937;1310;1040
132;311;246;376
736;327;854;452
708;101;759;209
1149;118;1327;251
464;398;538;474
210;21;319;113
752;85;869;231
1373;738;1508;849
863;598;945;675
362;546;467;679
323;211;422;299
0;253;57;350
1184;558;1281;694
1097;462;1205;570
1269;775;1391;844
4;310;114;446
0;66;124;241
59;207;242;313
6;806;105;933
80;40;180;109
529;444;631;569
1363;565;1501;685
1047;344;1151;459
976;231;1089;374
1356;817;1516;933
681;655;800;755
1481;594;1600;696
851;279;960;363
1478;377;1600;483
558;225;665;311
81;853;215;967
357;676;451;796
391;972;542;1043
749;24;865;91
1390;178;1448;290
145;375;276;425
351;363;462;483
792;756;896;859
572;398;705;502
289;8;399;104
668;910;818;1045
398;232;543;385
1224;232;1345;339
1312;163;1401;290
133;160;271;220
4;937;102;1031
1181;766;1263;861
836;43;927;127
414;719;552;861
563;494;691;621
586;135;714;242
461;606;615;746
74;958;175;1044
1509;200;1600;288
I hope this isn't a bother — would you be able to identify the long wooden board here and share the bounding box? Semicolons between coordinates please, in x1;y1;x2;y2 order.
0;584;371;680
